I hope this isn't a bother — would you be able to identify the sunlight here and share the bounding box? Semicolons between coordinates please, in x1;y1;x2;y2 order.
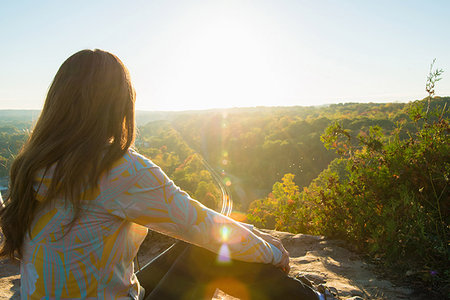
217;243;231;264
220;226;230;242
175;10;273;108
205;277;249;299
134;0;295;110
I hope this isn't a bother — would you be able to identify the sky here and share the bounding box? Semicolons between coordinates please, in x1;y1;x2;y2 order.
1;0;449;111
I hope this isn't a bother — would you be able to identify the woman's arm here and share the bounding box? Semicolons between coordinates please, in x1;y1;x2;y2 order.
102;151;282;266
251;228;290;273
238;221;290;273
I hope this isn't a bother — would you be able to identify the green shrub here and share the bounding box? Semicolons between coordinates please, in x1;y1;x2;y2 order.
249;62;449;294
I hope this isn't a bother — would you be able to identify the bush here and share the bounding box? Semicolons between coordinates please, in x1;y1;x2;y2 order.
249;62;449;295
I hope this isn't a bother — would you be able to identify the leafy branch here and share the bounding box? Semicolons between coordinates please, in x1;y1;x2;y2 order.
425;59;444;118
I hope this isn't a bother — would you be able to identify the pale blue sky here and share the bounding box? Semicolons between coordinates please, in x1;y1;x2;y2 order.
1;0;449;111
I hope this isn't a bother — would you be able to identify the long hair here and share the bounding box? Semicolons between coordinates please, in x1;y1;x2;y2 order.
0;49;136;260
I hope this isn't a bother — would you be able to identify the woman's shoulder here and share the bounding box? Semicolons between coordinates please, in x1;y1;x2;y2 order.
99;149;160;193
109;148;157;175
127;148;156;169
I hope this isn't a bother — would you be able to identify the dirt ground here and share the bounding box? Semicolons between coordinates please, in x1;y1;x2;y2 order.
0;230;426;299
0;259;19;299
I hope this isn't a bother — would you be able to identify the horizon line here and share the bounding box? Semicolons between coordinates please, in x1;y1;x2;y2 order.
1;95;446;113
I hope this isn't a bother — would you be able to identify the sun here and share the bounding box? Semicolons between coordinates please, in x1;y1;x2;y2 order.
133;1;290;111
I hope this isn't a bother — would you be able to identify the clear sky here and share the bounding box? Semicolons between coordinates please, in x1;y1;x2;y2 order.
1;0;449;111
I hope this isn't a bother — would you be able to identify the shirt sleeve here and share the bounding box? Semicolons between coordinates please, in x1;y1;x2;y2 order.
102;151;282;265
238;222;255;232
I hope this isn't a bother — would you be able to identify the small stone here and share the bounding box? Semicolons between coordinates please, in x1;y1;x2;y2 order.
306;274;326;285
328;286;338;295
350;289;364;297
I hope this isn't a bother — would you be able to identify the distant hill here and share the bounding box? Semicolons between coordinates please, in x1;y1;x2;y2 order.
0;109;214;126
2;96;448;127
0;110;41;122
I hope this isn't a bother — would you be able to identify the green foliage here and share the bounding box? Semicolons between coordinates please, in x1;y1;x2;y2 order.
252;96;449;293
248;62;448;293
321;122;351;156
0;127;29;177
172;102;413;209
247;197;279;229
136;121;222;209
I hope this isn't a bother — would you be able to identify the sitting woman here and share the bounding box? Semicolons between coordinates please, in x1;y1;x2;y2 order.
0;49;329;300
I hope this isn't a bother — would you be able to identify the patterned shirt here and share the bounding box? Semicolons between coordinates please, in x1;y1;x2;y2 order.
21;149;282;299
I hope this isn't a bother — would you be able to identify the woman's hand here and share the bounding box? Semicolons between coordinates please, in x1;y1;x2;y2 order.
252;228;290;274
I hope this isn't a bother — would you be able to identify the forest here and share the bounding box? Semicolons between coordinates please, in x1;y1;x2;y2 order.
0;96;448;295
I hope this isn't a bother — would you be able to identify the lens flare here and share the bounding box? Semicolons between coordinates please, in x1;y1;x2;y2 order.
217;243;231;263
206;278;250;300
220;226;230;242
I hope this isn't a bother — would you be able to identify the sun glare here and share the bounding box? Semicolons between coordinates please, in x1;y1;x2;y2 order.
220;226;230;242
134;1;293;111
217;243;231;263
174;12;272;108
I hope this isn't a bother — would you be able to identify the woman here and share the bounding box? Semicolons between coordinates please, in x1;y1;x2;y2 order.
0;49;326;299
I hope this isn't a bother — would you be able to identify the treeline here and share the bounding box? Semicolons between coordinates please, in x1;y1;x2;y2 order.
248;97;449;295
171;100;430;209
1;100;444;204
